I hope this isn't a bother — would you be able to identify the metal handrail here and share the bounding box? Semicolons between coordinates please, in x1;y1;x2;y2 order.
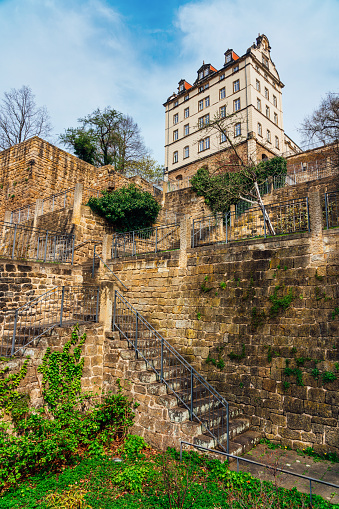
0;285;100;357
0;222;75;264
113;290;230;453
92;248;128;291
180;441;339;508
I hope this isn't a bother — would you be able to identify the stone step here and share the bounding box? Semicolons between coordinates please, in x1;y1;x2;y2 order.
193;417;250;449
228;431;263;458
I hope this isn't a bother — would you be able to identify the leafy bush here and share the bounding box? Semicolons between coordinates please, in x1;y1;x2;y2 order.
88;184;161;232
0;326;135;489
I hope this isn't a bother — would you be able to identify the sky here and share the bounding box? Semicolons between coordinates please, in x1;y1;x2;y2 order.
0;0;338;165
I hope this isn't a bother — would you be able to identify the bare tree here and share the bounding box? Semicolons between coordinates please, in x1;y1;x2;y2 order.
299;92;339;166
0;85;52;149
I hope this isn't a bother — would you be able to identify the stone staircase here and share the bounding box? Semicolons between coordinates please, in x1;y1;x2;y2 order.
104;330;261;456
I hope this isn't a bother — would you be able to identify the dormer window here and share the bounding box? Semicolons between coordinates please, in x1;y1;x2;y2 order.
262;55;269;68
204;68;209;77
199;71;204;80
179;84;184;92
226;53;232;63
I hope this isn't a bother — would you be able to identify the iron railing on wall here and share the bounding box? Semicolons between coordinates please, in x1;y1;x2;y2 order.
191;198;310;247
0;285;100;357
324;191;339;229
111;223;180;259
228;198;310;243
191;214;224;248
113;290;230;453
9;186;102;225
180;441;339;508
0;222;75;263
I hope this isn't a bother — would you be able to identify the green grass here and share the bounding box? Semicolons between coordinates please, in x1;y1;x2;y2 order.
0;449;337;509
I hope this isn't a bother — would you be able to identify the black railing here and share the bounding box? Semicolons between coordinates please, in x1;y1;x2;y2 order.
0;222;75;263
324;191;339;229
191;198;310;247
227;198;310;243
92;245;128;290
111;223;180;258
191;214;224;248
0;285;100;357
113;290;230;453
180;442;339;508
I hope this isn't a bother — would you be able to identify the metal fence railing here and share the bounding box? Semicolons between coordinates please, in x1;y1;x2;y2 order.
191;198;310;247
167;176;192;193
0;222;75;263
324;191;339;229
9;186;103;225
226;198;310;243
180;442;339;508
191;214;224;248
10;205;34;225
111;223;180;259
0;285;100;357
113;290;230;453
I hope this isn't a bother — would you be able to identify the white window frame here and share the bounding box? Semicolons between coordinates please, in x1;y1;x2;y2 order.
265;87;269;100
220;87;226;100
184;94;189;101
184;107;189;118
173;129;178;141
173;151;178;163
184;124;189;136
205;96;210;107
234;98;240;112
275;136;279;149
220;105;226;118
173;113;178;124
274;113;278;125
266;105;270;118
257;122;262;137
184;146;189;158
220;73;225;81
256;79;260;92
233;79;240;93
221;132;227;143
273;95;277;107
226;53;232;63
257;98;261;111
235;123;241;137
233;65;239;73
198;99;204;111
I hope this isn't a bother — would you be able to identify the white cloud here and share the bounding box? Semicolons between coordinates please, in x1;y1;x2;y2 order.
0;0;338;165
174;0;339;144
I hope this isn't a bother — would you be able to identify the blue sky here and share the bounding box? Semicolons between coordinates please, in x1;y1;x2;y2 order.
0;0;338;165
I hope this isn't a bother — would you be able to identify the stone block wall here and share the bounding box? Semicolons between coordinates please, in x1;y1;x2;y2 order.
0;137;157;221
0;259;83;311
106;227;339;454
0;323;105;413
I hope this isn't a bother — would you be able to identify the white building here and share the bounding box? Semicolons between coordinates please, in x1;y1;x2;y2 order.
163;34;300;180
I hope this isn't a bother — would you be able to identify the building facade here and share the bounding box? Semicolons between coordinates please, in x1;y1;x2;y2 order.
163;34;300;180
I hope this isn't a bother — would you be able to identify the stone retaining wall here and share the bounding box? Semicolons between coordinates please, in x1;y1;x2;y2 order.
107;227;339;454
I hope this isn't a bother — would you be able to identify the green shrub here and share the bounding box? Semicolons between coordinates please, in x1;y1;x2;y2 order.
88;184;161;232
0;326;135;489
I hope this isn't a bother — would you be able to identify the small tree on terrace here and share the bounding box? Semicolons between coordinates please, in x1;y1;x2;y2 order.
191;111;287;235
